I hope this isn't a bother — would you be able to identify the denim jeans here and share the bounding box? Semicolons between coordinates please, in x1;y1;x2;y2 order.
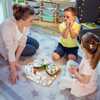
21;36;39;57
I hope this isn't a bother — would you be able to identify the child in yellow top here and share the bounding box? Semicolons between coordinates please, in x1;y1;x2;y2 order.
52;7;80;61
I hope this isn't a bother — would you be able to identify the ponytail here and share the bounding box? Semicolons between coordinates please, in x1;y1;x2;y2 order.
91;43;100;69
12;4;34;21
13;4;22;15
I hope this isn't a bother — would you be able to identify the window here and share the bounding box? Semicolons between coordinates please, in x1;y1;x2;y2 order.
0;1;4;23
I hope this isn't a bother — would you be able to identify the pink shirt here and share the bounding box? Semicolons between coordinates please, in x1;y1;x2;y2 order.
71;58;97;97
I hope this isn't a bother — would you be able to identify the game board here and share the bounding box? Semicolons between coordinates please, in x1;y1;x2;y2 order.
23;59;61;87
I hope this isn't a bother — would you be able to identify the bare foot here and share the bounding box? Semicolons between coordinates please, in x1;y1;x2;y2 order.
67;54;76;61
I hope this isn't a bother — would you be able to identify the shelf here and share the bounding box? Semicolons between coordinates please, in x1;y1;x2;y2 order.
26;0;75;23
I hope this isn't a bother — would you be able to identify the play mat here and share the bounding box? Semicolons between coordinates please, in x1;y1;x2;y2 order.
23;58;79;87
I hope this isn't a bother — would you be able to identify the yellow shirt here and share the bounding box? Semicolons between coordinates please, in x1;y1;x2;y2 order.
59;22;80;48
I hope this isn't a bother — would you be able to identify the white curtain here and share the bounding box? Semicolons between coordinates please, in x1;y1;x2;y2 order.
0;0;4;23
5;0;13;18
0;0;13;20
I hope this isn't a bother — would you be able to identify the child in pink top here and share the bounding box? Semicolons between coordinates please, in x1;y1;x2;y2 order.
59;32;100;97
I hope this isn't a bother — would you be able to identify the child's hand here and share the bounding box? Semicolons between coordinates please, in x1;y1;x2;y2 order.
68;67;78;74
62;31;68;38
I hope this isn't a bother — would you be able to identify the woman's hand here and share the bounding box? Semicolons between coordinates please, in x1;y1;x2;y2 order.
9;69;18;84
9;62;19;84
16;61;21;71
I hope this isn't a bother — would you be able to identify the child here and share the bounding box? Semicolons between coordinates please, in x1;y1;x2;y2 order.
59;32;100;97
52;7;80;61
